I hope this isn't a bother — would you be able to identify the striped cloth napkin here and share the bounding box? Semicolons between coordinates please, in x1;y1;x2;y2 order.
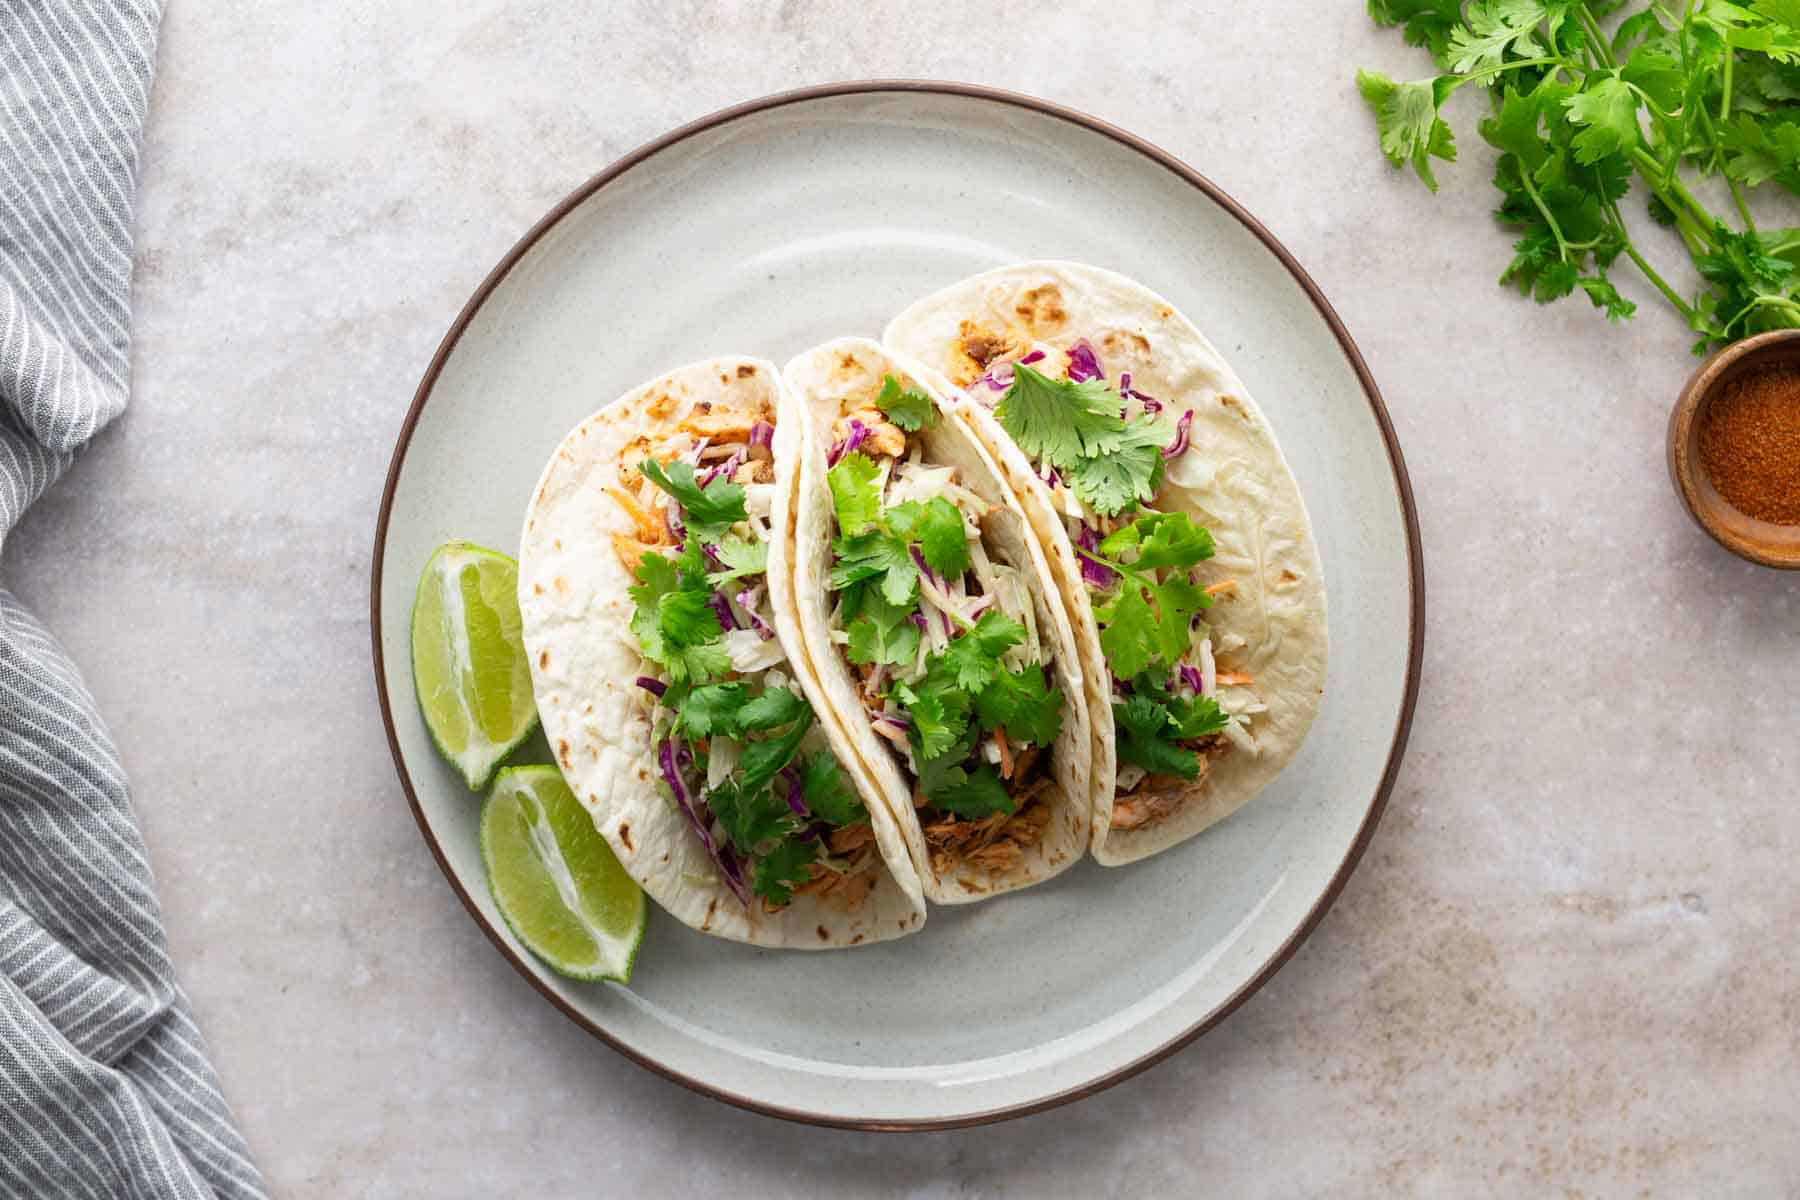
1;3;264;1196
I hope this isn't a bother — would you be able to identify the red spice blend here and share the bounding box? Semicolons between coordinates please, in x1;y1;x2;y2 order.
1698;367;1800;526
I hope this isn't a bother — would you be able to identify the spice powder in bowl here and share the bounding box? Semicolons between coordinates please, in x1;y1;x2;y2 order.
1697;367;1800;526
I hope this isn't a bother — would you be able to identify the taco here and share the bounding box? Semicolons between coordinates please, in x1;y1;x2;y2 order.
518;356;926;948
883;262;1327;866
780;337;1092;903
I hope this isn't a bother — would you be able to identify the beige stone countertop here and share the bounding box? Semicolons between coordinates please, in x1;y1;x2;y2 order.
7;2;1796;1195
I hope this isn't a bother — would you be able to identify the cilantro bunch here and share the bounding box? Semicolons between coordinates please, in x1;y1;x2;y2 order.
1360;0;1800;351
627;457;866;907
1115;675;1232;780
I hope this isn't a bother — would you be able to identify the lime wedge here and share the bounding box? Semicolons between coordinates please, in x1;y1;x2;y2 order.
481;766;646;983
411;541;537;790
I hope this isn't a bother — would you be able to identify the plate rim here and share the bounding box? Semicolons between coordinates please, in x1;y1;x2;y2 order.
369;78;1426;1131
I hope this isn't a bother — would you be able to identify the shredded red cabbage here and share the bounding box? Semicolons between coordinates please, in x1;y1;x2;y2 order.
1178;665;1204;694
736;587;775;640
699;449;744;487
1074;525;1118;588
659;739;748;904
781;768;808;817
827;419;868;467
1119;371;1162;414
635;676;667;698
1066;340;1104;382
908;612;928;631
1020;349;1045;365
1164;410;1193;460
748;420;774;450
700;541;723;569
707;591;738;631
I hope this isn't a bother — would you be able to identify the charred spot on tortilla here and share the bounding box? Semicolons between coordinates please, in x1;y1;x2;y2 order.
1014;283;1067;332
538;650;548;669
618;823;633;852
736;364;756;378
532;582;543;595
817;926;829;941
635;767;649;783
1280;569;1299;583
647;391;679;418
1099;329;1151;357
851;933;864;945
557;739;570;768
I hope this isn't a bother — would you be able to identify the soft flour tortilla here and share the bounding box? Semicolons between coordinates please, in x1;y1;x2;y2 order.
518;357;925;948
780;337;1093;904
884;262;1328;866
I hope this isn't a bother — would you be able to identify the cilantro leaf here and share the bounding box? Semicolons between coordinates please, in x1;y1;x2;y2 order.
751;838;818;906
1168;693;1232;739
706;536;767;586
826;452;883;536
1564;77;1641;165
734;686;810;733
1445;0;1548;74
639;458;747;543
1368;0;1465;64
891;679;963;762
1152;576;1212;668
875;373;937;432
829;530;918;605
675;682;749;737
936;612;1026;691
708;779;795;855
917;737;1015;819
627;549;727;685
1100;511;1216;569
995;364;1130;471
1096;584;1157;681
736;718;810;796
1720;112;1800;192
800;752;865;827
1356;69;1457;191
1113;697;1201;779
846;613;921;666
973;666;1064;748
1063;417;1168;516
886;497;971;579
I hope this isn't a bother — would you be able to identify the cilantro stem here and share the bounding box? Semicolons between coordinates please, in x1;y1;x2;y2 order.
1578;10;1616;70
1628;147;1721;248
1517;169;1573;262
1603;195;1697;323
1719;45;1735;124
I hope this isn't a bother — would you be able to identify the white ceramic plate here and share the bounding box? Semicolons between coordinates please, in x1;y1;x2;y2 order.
372;83;1422;1128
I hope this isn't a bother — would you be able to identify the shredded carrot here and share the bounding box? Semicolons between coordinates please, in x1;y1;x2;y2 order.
1215;671;1255;686
605;485;665;544
1204;579;1238;597
994;728;1014;779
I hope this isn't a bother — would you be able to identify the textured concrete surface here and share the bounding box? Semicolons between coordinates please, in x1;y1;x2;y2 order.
5;2;1797;1195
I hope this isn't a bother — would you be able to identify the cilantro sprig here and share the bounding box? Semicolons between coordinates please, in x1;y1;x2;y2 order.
1360;0;1800;351
875;373;937;432
887;612;1064;817
1114;686;1232;782
640;458;748;543
996;365;1169;515
1079;511;1217;681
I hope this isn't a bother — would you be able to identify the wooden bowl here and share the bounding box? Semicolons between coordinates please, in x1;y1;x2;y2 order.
1668;329;1800;569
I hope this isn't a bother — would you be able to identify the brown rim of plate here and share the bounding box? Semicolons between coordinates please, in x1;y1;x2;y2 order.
369;79;1427;1131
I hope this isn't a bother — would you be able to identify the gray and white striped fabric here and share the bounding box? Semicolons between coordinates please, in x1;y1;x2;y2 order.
2;2;265;1196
